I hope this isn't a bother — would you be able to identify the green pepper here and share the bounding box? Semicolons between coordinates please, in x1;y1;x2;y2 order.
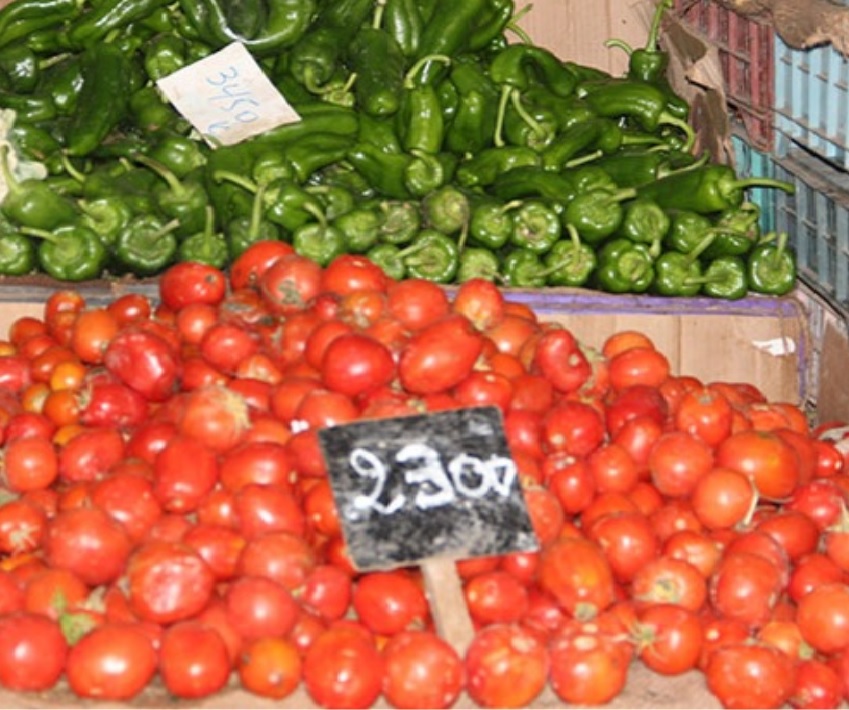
334;206;383;253
347;143;414;200
0;43;38;93
178;206;229;269
580;78;695;151
541;118;623;171
306;184;356;221
457;246;501;282
292;218;346;267
397;57;449;155
7;122;62;171
592;148;706;189
143;32;191;82
285;0;370;91
179;0;317;55
455;145;540;188
379;200;421;245
347;21;406;118
445;57;500;155
66;0;173;48
619;198;670;257
367;242;407;280
664;210;713;254
384;0;424;58
129;85;185;135
22;223;107;281
401;229;459;283
0;229;34;275
147;132;208;180
357;113;404;155
509;199;561;254
114;214;180;276
566;165;618;194
404;150;455;198
0;0;80;50
636;164;795;215
78;195;135;247
522;87;596;132
702;202;761;259
252;103;361;147
0;89;56;123
136;155;208;238
469;198;521;250
225;182;281;258
651;231;715;297
422;185;469;236
746;232;797;296
499;91;558;151
595;237;655;293
489;164;576;203
488;43;579;98
0;144;78;230
605;0;672;84
282;133;354;184
414;0;488;84
468;0;514;52
64;43;132;157
700;255;748;300
541;224;597;287
502;247;546;288
562;188;637;244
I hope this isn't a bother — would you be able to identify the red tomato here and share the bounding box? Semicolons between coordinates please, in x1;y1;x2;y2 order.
235;482;305;539
381;630;463;710
158;620;231;699
608;346;670;391
321;254;390;296
465;623;549;708
320;332;396;397
159;261;227;311
127;541;216;624
605;384;669;437
176;385;250;454
44;506;132;587
182;523;245;581
790;658;843;710
58;426;126;483
788;553;846;604
224;575;300;640
237;530;316;591
0;497;47;556
1;434;58;492
796;582;849;655
690;467;757;530
153;434;219;513
537;536;616;619
786;479;848;531
302;624;384;709
708;551;784;629
542;400;605;458
229;240;294;291
79;377;149;429
0;611;68;691
398;314;484;394
715;429;801;501
649;431;715;499
259;253;323;316
634;603;703;675
548;625;629;705
705;642;796;709
237;636;302;700
531;327;591;393
631;556;708;612
65;622;158;700
351;570;429;637
586;510;659;584
298;563;352;621
464;569;530;625
674;386;733;447
103;328;180;402
452;278;506;331
386;278;450;331
199;322;260;375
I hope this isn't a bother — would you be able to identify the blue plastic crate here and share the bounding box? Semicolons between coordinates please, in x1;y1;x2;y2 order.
773;149;849;311
774;37;849;169
731;132;777;234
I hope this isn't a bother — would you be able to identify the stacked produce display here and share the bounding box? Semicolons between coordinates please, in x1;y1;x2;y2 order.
0;0;798;296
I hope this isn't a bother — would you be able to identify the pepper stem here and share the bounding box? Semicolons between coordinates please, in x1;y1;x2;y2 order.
213;169;259;194
133;154;184;195
403;54;451;88
603;38;634;56
645;0;673;51
732;177;796;195
657;151;710;178
685;231;717;265
248;183;268;240
59;154;87;184
372;0;386;28
493;85;512;147
565;150;603;169
510;88;546;138
18;226;57;243
504;3;535;44
660;113;696;153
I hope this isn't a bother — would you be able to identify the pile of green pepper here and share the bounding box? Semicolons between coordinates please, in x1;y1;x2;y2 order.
0;0;798;296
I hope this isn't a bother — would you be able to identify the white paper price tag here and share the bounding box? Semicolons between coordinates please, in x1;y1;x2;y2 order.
156;42;300;146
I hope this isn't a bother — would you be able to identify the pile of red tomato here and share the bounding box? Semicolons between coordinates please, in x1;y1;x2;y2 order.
0;240;848;709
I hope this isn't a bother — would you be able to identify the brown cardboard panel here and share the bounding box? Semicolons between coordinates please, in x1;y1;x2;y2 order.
516;0;654;75
816;320;849;423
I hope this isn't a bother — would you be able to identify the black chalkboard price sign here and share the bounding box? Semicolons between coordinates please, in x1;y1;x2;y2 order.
317;405;539;572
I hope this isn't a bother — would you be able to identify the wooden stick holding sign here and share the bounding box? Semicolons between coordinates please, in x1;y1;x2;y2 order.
317;406;539;657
